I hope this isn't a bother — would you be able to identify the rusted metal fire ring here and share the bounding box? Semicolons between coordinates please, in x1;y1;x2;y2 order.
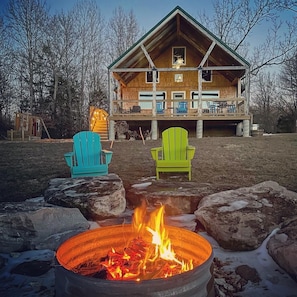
55;225;214;297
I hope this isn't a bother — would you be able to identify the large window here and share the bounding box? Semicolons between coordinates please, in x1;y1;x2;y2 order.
191;90;219;108
138;91;166;109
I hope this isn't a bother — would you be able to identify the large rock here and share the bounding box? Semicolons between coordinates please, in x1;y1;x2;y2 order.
267;216;297;282
126;179;230;215
44;174;126;220
195;181;297;251
0;199;89;253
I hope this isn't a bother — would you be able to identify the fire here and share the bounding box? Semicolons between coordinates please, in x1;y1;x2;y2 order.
99;201;194;281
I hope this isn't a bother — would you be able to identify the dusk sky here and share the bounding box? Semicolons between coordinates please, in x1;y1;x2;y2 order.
0;0;295;48
0;0;214;31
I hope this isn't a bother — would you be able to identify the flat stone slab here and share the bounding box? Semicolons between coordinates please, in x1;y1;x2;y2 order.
126;178;232;215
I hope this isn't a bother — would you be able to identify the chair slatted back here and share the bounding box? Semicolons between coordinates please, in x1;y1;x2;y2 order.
176;102;187;113
162;127;188;160
73;131;102;167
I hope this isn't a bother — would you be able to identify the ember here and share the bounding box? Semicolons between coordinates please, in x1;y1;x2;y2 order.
72;202;194;281
56;213;214;297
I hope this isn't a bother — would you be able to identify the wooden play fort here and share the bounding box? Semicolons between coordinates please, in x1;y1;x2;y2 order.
7;112;50;141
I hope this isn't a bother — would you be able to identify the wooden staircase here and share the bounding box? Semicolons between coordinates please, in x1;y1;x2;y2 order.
91;119;109;141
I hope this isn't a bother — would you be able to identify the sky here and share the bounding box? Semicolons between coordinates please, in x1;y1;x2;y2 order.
46;0;214;30
0;0;214;32
0;0;295;64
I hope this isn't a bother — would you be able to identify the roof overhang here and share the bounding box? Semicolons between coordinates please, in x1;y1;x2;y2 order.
108;6;250;86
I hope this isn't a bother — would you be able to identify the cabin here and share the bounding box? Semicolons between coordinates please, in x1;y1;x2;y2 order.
107;6;252;140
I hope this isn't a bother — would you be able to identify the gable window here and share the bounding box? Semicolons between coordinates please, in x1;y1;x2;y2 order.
202;70;212;82
172;47;186;67
146;71;159;83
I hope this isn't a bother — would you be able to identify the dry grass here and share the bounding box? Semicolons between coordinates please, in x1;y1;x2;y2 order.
0;133;297;202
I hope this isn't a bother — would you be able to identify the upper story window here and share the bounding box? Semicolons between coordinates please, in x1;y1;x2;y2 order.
202;70;212;82
146;70;159;83
172;47;186;68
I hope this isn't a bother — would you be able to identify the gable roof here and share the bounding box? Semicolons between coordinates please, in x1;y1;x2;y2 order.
109;6;250;85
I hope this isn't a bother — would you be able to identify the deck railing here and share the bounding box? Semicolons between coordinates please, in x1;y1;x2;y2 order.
111;97;246;117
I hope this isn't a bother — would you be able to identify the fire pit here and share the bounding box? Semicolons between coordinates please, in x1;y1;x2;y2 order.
55;205;214;297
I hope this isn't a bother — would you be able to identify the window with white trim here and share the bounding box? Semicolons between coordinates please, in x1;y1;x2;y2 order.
138;91;166;109
146;71;159;83
202;70;212;82
191;90;219;108
172;47;186;66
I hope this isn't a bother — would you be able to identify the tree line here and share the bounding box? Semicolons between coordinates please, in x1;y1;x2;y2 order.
0;0;140;138
0;0;296;138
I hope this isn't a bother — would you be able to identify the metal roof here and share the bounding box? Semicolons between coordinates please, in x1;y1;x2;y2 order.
108;6;250;85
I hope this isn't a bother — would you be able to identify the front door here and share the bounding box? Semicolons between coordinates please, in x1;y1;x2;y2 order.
172;92;185;114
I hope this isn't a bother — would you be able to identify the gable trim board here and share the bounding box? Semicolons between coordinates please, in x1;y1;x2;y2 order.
108;6;250;71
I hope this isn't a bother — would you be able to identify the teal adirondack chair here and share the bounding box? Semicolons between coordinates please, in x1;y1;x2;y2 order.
176;102;188;114
64;131;113;178
151;127;195;180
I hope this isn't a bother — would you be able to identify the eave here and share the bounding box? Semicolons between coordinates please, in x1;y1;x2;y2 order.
108;6;250;86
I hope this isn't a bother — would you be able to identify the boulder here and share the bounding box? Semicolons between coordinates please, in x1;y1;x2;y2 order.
267;216;297;282
195;181;297;251
44;174;126;220
126;179;230;215
0;199;89;253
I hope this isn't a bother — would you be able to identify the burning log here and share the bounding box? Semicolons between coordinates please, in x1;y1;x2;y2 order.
71;202;194;281
55;216;214;297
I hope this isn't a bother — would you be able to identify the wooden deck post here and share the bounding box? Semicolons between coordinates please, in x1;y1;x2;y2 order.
236;122;243;136
151;120;158;140
243;119;250;137
109;120;115;141
196;120;203;138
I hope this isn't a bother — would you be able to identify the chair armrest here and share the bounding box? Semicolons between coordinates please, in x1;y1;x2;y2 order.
102;150;113;165
186;145;196;160
64;152;74;167
151;147;163;160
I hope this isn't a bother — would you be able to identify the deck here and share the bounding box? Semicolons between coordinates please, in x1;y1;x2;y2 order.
109;97;251;121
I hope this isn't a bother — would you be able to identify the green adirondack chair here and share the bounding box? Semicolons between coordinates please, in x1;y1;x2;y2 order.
64;131;113;178
151;127;195;180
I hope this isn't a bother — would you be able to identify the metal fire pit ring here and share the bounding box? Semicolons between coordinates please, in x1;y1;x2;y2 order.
55;225;214;297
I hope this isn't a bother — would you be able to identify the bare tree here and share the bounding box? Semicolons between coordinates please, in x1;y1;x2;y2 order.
106;6;141;63
72;0;106;129
0;16;13;120
278;51;297;132
40;10;80;137
6;0;48;113
251;72;280;132
199;0;297;75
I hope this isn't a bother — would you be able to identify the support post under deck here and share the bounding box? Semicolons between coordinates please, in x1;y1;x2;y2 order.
243;119;250;137
196;120;203;138
109;120;115;140
151;120;158;140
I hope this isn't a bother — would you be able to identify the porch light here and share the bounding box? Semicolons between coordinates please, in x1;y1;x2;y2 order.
173;56;184;69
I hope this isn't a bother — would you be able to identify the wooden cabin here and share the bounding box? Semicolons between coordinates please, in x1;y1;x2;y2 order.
108;6;252;139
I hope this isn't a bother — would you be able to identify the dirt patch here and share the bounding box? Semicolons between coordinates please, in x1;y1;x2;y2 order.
0;134;297;202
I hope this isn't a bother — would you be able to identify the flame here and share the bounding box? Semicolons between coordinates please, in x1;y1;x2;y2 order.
99;201;193;281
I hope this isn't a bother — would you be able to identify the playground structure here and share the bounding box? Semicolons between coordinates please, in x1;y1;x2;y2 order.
7;112;50;141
